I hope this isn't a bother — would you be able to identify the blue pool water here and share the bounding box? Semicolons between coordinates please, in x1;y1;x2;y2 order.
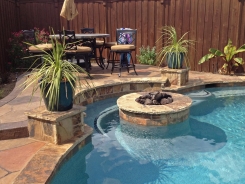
51;87;245;184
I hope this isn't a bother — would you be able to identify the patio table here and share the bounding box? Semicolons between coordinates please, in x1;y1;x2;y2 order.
50;33;110;69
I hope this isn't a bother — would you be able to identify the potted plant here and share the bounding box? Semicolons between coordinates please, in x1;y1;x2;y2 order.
136;46;157;65
156;26;195;69
21;29;91;111
198;39;245;75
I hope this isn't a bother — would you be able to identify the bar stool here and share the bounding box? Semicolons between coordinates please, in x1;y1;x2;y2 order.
104;41;117;69
110;29;138;77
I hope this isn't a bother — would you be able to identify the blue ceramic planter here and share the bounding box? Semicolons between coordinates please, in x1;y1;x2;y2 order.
42;82;74;111
167;52;185;69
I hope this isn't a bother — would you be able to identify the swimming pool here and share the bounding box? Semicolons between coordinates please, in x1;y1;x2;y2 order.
50;86;245;184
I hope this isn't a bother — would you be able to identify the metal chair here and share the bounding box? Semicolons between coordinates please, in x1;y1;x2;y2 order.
104;41;117;69
59;30;92;74
22;29;51;67
110;29;138;77
58;30;77;62
22;29;38;53
58;30;77;49
81;28;94;34
81;28;105;69
22;29;37;46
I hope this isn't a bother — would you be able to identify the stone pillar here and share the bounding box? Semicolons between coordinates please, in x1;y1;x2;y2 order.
26;105;87;145
160;67;189;86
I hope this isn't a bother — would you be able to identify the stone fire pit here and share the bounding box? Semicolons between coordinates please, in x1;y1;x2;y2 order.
117;92;192;126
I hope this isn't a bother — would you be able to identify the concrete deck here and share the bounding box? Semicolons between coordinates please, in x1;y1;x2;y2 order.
1;63;245;183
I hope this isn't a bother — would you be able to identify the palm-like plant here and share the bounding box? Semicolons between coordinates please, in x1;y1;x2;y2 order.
21;29;91;111
199;39;245;75
156;26;195;68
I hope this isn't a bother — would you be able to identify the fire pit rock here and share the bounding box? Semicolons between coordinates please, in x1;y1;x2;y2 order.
135;91;173;105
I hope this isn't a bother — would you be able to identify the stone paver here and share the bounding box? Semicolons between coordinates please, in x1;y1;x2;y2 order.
0;110;28;124
14;144;70;184
0;138;36;151
14;125;93;184
0;171;20;184
0;168;8;178
0;64;245;183
0;138;46;184
0;141;46;172
0;105;12;118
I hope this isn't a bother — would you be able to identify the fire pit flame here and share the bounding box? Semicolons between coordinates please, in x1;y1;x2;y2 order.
135;91;173;105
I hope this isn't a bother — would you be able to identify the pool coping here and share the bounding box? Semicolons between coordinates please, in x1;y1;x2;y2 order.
13;124;93;184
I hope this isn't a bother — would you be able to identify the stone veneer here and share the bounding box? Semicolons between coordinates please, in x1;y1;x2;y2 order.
26;105;87;145
0;126;29;140
161;67;189;86
117;92;192;126
74;82;163;106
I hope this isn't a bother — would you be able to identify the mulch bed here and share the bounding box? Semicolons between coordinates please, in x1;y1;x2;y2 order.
0;73;17;99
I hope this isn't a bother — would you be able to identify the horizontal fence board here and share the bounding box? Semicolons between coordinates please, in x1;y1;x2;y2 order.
0;0;245;74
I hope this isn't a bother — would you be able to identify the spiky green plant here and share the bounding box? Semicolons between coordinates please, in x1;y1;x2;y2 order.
21;28;92;111
199;39;245;75
156;26;195;68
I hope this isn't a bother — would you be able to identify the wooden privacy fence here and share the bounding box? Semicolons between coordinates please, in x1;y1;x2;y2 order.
0;0;245;73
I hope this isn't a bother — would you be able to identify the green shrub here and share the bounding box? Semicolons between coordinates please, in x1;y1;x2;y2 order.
136;46;157;65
